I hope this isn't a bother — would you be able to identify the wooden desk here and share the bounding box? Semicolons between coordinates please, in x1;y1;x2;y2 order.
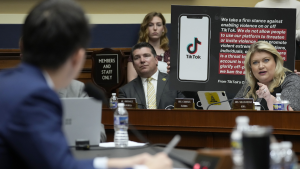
102;108;300;159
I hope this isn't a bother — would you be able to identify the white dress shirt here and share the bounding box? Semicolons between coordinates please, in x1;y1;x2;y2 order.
42;70;55;90
141;70;159;109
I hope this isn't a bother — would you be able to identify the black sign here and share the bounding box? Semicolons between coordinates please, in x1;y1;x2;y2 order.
94;54;119;85
170;6;296;97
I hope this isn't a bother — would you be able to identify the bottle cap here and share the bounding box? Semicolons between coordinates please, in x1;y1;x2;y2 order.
281;141;292;149
243;126;272;137
270;142;280;150
236;116;249;124
276;93;281;96
112;93;116;96
118;103;125;107
231;130;242;139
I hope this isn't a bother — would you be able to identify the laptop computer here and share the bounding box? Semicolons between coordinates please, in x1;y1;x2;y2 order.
197;91;231;110
61;98;102;146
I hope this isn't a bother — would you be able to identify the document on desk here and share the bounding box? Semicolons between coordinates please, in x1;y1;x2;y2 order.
99;141;146;147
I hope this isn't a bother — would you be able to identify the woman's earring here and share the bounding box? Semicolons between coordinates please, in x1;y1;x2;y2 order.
249;70;252;77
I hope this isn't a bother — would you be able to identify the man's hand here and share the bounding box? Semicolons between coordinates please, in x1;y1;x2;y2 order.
107;153;151;168
107;152;172;169
145;152;172;169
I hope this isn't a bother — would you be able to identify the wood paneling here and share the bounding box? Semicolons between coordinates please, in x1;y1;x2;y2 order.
0;48;131;84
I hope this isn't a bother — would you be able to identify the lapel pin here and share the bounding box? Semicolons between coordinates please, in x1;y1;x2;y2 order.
162;78;166;81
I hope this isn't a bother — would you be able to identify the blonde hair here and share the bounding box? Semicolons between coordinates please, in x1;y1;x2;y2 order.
244;41;291;100
137;12;169;51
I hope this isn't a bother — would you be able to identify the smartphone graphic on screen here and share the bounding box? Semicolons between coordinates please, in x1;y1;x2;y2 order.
178;14;211;82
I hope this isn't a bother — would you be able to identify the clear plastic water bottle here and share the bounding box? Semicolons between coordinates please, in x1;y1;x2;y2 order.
273;93;284;111
231;116;250;166
281;141;297;169
110;93;118;109
270;143;282;169
114;103;128;147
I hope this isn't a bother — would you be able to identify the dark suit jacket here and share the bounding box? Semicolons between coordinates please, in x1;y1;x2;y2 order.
0;63;94;169
119;72;185;109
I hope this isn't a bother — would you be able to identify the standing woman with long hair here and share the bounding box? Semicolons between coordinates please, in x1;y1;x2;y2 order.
127;12;170;82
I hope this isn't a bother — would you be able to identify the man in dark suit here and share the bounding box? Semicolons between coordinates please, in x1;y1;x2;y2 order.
119;42;185;109
0;1;171;169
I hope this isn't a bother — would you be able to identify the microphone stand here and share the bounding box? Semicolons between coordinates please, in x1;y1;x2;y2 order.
206;99;234;110
137;103;147;109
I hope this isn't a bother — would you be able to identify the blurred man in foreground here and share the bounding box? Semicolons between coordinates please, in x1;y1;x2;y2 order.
0;0;171;169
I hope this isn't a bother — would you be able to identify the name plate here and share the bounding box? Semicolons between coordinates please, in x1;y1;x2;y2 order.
174;98;195;109
232;98;254;110
118;98;137;109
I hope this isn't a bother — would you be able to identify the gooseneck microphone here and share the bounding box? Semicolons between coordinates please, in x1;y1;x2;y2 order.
206;86;251;110
86;84;195;168
137;103;147;109
84;83;108;106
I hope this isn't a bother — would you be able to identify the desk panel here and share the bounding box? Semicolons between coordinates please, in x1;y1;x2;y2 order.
102;108;300;159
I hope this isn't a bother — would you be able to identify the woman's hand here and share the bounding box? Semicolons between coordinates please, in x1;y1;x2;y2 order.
256;82;276;110
256;82;271;100
107;153;152;168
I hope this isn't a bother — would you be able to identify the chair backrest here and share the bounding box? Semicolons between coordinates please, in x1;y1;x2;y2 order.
91;48;128;98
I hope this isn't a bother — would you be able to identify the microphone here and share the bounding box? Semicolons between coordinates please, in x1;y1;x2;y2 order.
206;86;251;110
137;103;147;109
84;83;108;106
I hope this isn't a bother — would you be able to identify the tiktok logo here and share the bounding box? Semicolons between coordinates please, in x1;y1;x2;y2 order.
187;37;201;54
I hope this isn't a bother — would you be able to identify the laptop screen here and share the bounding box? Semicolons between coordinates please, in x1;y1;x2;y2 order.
61;98;102;146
